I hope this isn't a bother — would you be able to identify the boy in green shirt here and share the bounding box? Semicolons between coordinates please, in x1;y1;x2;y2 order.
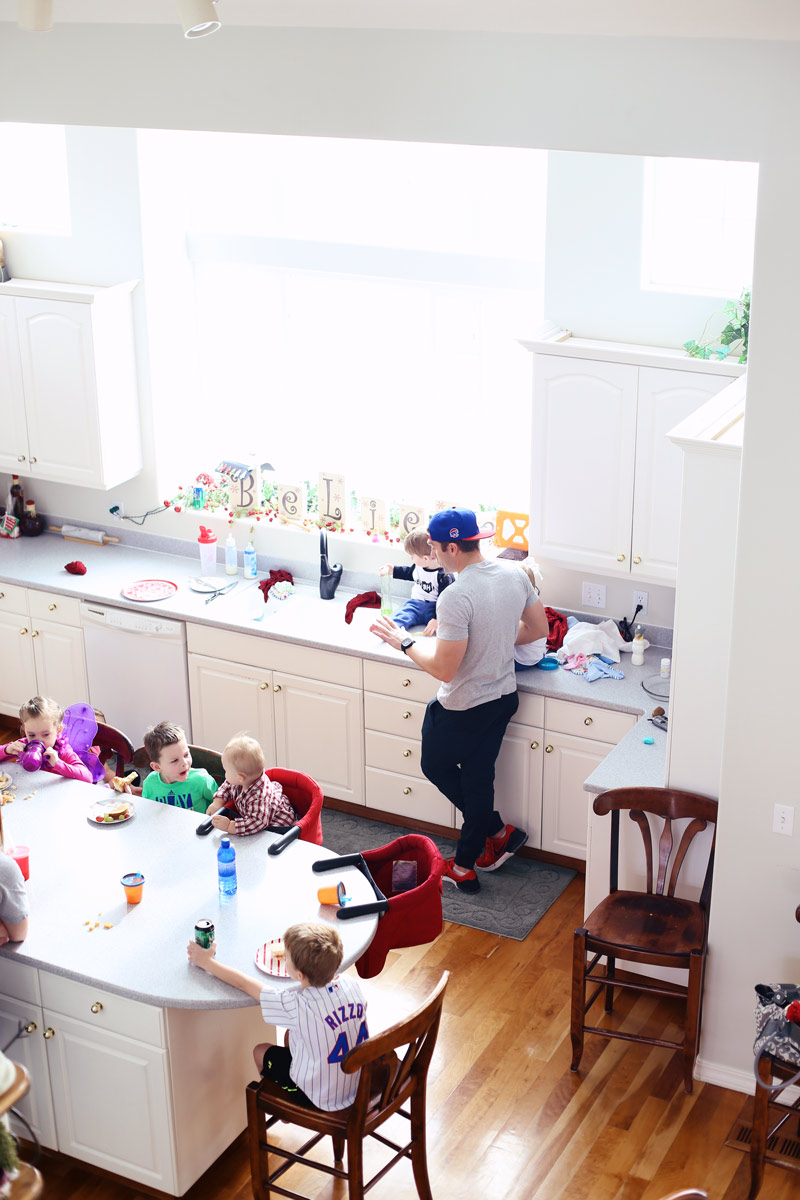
141;722;217;813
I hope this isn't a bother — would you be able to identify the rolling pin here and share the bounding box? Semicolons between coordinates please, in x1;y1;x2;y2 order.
49;524;120;546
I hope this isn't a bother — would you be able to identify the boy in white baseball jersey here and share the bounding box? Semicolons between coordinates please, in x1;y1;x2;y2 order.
186;922;368;1111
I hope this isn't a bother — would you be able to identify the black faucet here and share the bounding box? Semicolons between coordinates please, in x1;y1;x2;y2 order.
319;528;343;600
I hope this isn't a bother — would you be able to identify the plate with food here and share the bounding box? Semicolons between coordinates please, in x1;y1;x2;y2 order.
0;772;11;791
88;798;135;826
254;938;289;977
120;579;178;602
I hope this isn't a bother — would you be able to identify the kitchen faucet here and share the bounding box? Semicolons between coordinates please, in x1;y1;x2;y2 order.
319;528;343;600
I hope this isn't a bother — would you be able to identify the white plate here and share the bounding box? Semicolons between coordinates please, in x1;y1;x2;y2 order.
88;798;135;826
187;576;223;593
255;939;289;977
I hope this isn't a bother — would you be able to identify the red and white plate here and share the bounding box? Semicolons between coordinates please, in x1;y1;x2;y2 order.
120;579;178;602
255;938;289;977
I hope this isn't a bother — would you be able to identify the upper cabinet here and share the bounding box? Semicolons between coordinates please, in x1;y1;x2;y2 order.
0;278;142;489
524;333;744;584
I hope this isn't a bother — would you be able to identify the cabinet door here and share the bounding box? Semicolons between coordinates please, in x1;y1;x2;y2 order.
0;297;29;472
273;672;364;804
188;654;275;763
44;1010;175;1192
532;355;637;575
0;996;57;1149
541;731;613;860
494;722;544;849
632;367;732;583
31;619;88;703
0;609;36;717
15;298;104;486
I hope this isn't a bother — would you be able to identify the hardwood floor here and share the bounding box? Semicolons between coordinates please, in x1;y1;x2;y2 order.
25;876;794;1199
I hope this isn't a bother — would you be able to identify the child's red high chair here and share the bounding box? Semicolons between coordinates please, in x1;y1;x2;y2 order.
313;833;444;978
265;767;324;850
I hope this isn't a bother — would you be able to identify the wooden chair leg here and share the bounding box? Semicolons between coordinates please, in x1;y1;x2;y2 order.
570;928;588;1072
346;1130;365;1200
749;1054;774;1199
682;950;705;1094
332;1134;345;1164
604;954;616;1013
410;1093;434;1200
246;1084;268;1200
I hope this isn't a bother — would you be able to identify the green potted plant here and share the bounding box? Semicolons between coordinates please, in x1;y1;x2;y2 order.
683;287;750;364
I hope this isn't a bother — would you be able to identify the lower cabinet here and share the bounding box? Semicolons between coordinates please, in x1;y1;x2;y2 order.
0;959;275;1196
495;696;636;860
0;585;87;718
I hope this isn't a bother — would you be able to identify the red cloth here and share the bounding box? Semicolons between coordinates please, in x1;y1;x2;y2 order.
344;590;381;624
545;606;568;652
258;569;293;601
65;560;87;575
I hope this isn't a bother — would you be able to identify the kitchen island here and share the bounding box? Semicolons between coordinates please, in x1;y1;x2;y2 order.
0;763;378;1195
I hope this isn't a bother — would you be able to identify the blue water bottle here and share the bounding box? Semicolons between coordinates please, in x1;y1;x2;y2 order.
217;837;237;896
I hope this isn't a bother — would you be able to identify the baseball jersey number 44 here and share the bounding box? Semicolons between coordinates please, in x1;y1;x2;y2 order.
327;1020;369;1064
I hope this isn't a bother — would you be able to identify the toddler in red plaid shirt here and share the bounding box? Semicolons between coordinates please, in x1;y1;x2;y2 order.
207;735;296;836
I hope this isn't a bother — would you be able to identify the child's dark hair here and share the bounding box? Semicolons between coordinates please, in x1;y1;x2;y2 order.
283;922;343;987
19;696;63;726
144;721;185;763
403;529;431;557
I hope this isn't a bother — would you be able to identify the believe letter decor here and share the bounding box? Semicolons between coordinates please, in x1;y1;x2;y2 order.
318;471;345;530
361;497;386;535
277;483;306;523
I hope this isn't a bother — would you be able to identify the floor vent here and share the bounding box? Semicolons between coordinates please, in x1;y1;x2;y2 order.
726;1107;800;1171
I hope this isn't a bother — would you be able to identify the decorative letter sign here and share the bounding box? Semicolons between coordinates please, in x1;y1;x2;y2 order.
361;497;386;534
318;472;345;530
398;505;426;537
277;483;305;522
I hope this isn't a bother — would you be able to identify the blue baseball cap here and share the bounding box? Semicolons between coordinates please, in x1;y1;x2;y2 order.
428;507;494;543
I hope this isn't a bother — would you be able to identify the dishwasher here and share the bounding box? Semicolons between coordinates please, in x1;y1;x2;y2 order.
80;602;192;743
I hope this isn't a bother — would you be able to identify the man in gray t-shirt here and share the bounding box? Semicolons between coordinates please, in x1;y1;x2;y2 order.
370;507;548;894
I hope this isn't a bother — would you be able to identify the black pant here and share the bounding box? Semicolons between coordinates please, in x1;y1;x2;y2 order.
260;1045;313;1106
420;691;519;869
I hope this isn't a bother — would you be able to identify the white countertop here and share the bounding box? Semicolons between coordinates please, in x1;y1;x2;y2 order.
0;763;379;1009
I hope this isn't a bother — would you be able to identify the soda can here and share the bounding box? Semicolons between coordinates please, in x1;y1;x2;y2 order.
194;919;215;949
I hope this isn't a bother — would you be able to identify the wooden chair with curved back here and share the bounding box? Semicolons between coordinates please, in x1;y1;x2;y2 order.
93;722;135;778
570;786;717;1095
246;971;448;1200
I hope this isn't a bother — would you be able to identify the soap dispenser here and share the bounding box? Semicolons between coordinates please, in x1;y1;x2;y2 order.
243;528;258;580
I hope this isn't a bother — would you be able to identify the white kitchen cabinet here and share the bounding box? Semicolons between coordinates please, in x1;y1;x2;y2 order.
0;586;87;718
0;981;58;1150
493;721;544;847
187;625;364;803
0;278;141;489
526;334;743;584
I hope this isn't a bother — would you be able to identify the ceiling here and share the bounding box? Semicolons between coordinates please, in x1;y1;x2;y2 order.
2;0;799;39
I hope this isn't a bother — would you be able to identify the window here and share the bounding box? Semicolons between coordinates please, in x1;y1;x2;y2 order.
137;130;547;513
0;123;70;234
641;157;758;297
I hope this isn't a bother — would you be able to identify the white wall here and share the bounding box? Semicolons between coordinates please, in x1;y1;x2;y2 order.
1;20;797;1090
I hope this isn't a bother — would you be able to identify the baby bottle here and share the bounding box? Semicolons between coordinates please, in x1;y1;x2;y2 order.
197;525;217;576
631;624;646;667
20;739;46;772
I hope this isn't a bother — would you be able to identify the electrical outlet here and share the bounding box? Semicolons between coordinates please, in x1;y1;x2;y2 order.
581;582;606;609
773;804;794;836
633;590;649;616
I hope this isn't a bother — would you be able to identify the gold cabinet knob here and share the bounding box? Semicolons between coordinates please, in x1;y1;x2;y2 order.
29;456;37;464
545;744;554;753
49;603;57;611
90;1002;103;1014
402;679;411;687
633;556;642;565
403;787;411;795
530;741;539;750
31;630;39;638
0;592;4;600
20;627;28;636
402;711;411;719
24;1021;37;1034
259;682;268;690
17;455;26;463
273;684;281;693
584;716;593;726
44;1027;55;1039
403;749;412;758
617;553;626;562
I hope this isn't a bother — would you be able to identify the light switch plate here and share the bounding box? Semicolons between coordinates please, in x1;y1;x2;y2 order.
581;582;606;609
773;804;794;836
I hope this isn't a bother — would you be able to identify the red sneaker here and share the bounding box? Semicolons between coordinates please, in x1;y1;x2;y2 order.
475;825;528;872
440;857;480;894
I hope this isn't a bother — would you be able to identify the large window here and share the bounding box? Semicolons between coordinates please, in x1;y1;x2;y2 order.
0;123;70;234
137;131;547;512
641;157;757;297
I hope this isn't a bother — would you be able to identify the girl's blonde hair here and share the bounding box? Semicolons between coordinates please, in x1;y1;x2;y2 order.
19;696;63;727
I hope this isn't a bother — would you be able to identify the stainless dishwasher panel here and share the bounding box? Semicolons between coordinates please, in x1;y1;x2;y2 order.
80;603;192;743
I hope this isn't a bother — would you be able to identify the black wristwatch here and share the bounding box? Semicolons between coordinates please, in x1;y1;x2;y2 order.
400;637;416;655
